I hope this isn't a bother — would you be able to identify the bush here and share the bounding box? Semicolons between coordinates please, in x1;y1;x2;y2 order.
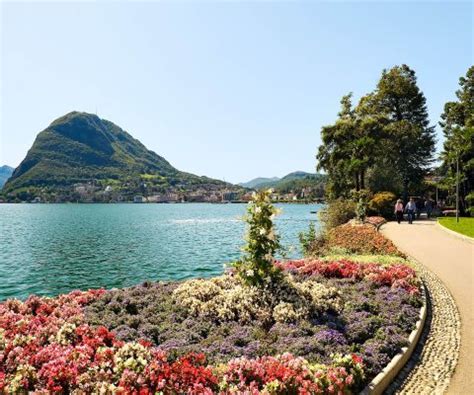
327;224;404;257
233;190;283;286
299;222;317;256
466;192;474;216
369;192;397;219
352;189;371;222
319;199;356;230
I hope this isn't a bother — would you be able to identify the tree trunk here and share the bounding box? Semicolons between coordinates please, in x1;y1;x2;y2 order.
360;169;365;190
402;177;408;203
355;173;360;191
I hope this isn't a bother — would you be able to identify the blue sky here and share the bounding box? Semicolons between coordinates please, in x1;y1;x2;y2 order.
1;1;472;183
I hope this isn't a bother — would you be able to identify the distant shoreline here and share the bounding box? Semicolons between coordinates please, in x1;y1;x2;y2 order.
0;200;325;205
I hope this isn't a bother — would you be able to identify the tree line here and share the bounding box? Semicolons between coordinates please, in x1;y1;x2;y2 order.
317;64;473;215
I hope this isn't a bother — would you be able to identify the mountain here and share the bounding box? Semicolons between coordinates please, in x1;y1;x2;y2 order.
239;177;280;189
0;165;14;188
241;171;324;189
239;171;327;199
3;112;240;202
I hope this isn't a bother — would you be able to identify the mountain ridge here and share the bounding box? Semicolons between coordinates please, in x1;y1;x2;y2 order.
0;165;14;188
3;112;240;202
239;171;327;199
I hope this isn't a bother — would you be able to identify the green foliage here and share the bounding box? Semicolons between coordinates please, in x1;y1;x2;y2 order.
372;65;435;200
249;172;327;199
298;222;329;257
299;222;317;255
233;190;283;286
317;65;435;201
352;189;370;222
440;66;474;214
466;192;474;216
3;112;234;201
317;93;376;198
369;191;397;219
319;198;356;230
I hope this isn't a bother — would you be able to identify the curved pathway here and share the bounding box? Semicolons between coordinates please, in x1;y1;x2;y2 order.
381;220;473;394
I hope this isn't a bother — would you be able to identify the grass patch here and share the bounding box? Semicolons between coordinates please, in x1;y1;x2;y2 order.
438;217;474;238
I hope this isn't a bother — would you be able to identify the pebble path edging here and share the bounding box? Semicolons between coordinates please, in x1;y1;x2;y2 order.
385;260;461;395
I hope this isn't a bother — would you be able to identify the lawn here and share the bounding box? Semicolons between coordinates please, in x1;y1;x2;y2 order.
438;217;474;238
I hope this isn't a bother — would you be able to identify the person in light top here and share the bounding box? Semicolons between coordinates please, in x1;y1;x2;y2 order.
394;199;404;224
405;197;417;224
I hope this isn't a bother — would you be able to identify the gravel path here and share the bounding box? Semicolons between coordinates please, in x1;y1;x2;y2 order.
382;220;473;394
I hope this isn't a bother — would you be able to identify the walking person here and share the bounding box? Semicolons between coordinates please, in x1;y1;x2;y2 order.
394;199;404;224
425;198;433;219
405;197;417;224
416;198;423;219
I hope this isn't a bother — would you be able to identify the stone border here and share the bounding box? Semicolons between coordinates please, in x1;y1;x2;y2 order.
436;219;474;244
360;283;427;395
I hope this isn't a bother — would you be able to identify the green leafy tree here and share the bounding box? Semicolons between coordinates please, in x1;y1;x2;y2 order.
440;66;474;214
317;93;378;197
371;65;436;201
233;189;283;286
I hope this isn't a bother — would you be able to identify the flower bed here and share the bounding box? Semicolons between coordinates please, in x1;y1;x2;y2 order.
327;224;404;257
0;258;422;393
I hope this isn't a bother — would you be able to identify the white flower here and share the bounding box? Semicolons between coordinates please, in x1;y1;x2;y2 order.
268;230;275;241
246;269;254;277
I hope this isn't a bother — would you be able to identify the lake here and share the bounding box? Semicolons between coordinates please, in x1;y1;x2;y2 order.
0;203;322;301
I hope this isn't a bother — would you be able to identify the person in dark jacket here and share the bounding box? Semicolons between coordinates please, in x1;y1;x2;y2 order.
425;198;433;218
405;198;417;224
416;198;423;219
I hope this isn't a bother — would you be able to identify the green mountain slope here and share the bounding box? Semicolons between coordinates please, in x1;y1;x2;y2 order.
239;171;327;199
239;176;280;189
3;112;236;202
0;165;14;188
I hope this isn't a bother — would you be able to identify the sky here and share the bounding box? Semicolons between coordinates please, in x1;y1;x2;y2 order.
0;1;472;184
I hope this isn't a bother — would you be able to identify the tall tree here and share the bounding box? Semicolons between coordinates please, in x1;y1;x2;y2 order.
317;93;381;198
317;93;355;197
317;65;435;201
440;66;474;213
371;65;436;201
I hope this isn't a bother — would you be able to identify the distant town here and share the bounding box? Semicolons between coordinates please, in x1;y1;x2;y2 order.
18;182;324;204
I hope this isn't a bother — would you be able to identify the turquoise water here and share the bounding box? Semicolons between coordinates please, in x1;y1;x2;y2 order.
0;203;321;300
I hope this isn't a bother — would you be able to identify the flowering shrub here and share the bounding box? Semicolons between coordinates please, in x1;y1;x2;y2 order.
83;268;420;387
233;189;283;286
0;289;365;393
219;352;364;394
327;224;404;256
0;256;422;392
173;274;342;325
279;258;420;294
368;192;397;219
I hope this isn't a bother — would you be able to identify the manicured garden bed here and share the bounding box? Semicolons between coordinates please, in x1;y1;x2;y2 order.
0;257;422;393
0;193;424;393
